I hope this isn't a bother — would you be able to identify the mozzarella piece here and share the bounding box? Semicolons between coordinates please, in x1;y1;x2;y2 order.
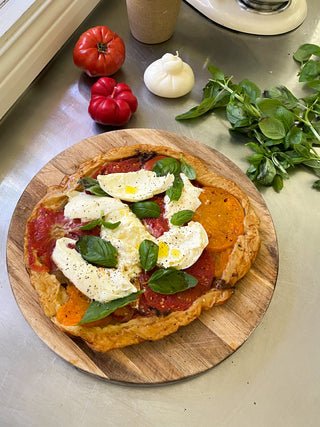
164;173;202;223
52;237;137;303
157;221;208;270
64;192;125;221
97;170;174;202
100;205;155;278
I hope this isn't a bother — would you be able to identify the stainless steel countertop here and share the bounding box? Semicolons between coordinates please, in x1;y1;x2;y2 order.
1;1;320;426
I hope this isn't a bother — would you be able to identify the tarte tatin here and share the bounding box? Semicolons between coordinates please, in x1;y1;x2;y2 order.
24;145;260;352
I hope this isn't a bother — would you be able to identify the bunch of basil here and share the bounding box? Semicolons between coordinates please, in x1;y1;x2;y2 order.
176;44;320;192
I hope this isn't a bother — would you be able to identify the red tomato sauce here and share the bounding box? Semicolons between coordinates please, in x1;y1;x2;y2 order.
26;206;100;273
142;195;169;238
138;250;215;315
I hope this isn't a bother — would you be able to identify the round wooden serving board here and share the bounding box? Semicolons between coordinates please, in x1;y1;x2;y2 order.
7;129;278;385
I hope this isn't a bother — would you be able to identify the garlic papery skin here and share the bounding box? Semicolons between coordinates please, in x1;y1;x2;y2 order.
144;53;195;98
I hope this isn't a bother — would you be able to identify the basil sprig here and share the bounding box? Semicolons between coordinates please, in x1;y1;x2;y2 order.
78;177;109;197
293;43;320;65
79;291;143;325
80;218;120;231
176;53;320;192
130;201;160;218
293;43;320;86
170;210;194;226
139;240;159;271
76;235;118;267
148;268;198;294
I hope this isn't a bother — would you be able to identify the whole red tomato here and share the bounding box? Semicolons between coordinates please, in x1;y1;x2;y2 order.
88;77;138;126
73;26;125;77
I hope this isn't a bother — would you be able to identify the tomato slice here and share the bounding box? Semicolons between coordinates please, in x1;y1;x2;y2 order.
142;195;169;238
143;155;167;171
138;250;215;315
26;206;100;272
99;156;143;175
194;186;244;252
56;284;90;326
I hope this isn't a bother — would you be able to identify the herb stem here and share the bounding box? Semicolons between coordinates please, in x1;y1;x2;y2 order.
308;123;320;142
302;106;320;142
212;78;242;100
211;78;261;118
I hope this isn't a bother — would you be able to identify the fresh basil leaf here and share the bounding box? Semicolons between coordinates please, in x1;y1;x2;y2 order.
79;291;143;324
239;79;261;103
148;268;198;295
263;139;284;147
247;153;264;167
78;177;109;197
207;65;226;81
256;158;277;186
80;218;120;231
203;79;218;99
293;144;311;158
285;150;306;165
306;80;320;91
293;44;320;64
152;157;181;177
226;102;252;128
166;175;184;201
246;142;267;154
271;154;290;177
264;86;299;110
272;175;284;192
312;179;320;190
76;235;117;267
302;159;320;169
274;107;295;132
205;78;232;106
301;93;320;106
101;220;121;230
299;60;320;82
285;126;304;148
276;152;294;169
246;164;258;182
139;240;159;271
80;219;101;230
180;159;196;180
257;98;282;116
79;177;98;188
130;201;161;219
258;117;286;140
312;121;320;138
170;210;194;226
257;99;295;131
175;98;217;120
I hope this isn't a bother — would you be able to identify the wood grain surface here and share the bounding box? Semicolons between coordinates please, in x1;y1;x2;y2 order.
7;129;278;384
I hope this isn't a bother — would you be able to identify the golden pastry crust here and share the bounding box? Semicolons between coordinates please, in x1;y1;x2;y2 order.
24;144;260;352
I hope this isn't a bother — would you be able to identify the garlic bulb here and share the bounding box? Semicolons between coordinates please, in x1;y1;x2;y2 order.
144;52;195;98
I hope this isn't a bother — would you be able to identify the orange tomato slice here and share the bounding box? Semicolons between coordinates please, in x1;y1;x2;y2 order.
194;186;244;252
56;284;90;326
